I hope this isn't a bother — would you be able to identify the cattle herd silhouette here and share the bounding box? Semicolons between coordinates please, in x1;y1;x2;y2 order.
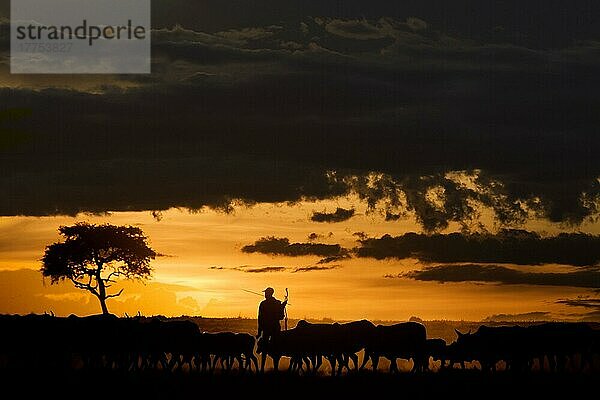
1;314;598;374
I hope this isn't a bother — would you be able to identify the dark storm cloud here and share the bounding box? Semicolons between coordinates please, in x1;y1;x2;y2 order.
0;1;599;229
356;230;600;266
292;265;339;273
311;207;355;223
316;255;350;264
555;296;600;321
242;266;287;273
241;237;349;262
324;19;388;40
209;265;288;273
208;264;337;273
400;264;600;288
556;297;600;309
307;232;327;241
341;171;540;232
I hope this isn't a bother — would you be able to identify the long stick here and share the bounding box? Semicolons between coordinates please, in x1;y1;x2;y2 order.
241;288;263;297
284;288;289;330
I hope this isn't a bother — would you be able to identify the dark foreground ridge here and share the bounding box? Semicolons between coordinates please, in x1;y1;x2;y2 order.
0;368;596;398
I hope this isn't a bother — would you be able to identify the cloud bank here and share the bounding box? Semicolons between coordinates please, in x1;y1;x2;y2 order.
311;207;355;223
401;264;600;288
355;230;600;266
242;237;349;263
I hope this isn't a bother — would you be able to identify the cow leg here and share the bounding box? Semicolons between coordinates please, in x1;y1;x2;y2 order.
581;351;593;372
349;353;359;371
371;354;380;372
480;360;488;372
414;356;426;373
294;357;303;373
295;357;304;373
244;354;251;372
303;357;312;374
557;354;566;373
298;357;308;374
339;353;349;373
166;353;175;371
174;353;183;372
190;354;198;372
337;355;344;375
336;354;345;375
310;356;318;373
287;357;295;373
389;357;398;374
236;355;244;373
359;351;369;370
260;353;266;373
529;356;537;371
548;354;557;372
325;355;336;376
273;355;280;372
410;357;418;373
536;354;544;371
248;353;258;373
196;354;205;373
311;355;322;374
414;355;426;373
337;354;347;375
252;354;259;373
340;354;348;375
294;357;302;374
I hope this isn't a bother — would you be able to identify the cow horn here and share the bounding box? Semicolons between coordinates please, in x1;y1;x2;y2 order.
454;328;463;337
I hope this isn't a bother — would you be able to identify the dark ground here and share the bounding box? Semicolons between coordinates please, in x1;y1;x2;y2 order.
2;317;598;398
1;368;594;398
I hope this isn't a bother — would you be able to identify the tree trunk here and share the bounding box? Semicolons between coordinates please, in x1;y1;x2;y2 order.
97;271;109;315
98;295;109;315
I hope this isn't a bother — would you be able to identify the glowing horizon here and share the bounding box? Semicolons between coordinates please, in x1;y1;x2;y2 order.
1;197;598;322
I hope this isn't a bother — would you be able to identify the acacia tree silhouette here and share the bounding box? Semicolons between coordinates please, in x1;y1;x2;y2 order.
41;223;156;314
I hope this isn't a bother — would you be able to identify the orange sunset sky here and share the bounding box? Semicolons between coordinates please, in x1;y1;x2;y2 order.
1;195;598;321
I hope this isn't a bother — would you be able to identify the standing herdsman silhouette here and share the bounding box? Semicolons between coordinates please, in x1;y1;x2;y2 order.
257;287;287;342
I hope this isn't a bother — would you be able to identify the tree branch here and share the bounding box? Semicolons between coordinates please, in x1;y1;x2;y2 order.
69;277;99;297
86;274;99;291
106;288;124;299
94;257;104;272
105;270;122;282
